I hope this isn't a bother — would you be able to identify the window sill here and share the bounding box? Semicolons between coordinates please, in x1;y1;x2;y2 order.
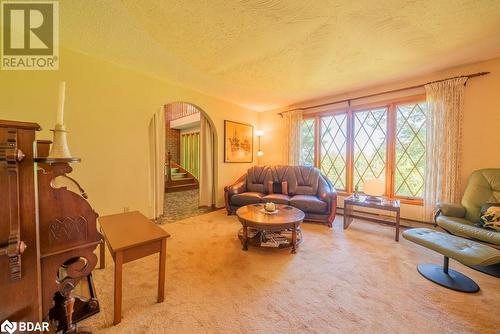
396;197;423;206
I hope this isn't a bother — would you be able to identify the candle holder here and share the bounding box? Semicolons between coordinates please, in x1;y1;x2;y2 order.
47;124;74;160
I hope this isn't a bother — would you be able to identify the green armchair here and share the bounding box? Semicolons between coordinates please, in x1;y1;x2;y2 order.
435;168;500;247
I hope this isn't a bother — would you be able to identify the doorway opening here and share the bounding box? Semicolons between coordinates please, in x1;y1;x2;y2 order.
163;102;217;223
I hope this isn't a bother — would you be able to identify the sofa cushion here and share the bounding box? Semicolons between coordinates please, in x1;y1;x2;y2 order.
269;165;291;180
290;195;328;214
461;169;500;223
262;194;291;205
403;228;500;267
282;181;289;195
266;181;289;195
436;215;500;246
231;192;264;206
287;166;320;195
246;166;270;193
267;181;274;194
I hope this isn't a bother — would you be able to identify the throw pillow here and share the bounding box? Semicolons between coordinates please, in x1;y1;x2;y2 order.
267;181;274;194
282;181;288;195
477;203;500;232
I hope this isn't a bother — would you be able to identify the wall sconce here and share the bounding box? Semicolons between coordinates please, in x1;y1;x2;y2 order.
256;130;264;157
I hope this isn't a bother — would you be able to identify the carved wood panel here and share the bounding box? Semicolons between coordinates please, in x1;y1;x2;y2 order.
36;162;102;319
0;121;42;323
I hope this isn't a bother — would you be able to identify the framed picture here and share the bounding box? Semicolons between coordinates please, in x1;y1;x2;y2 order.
224;120;253;163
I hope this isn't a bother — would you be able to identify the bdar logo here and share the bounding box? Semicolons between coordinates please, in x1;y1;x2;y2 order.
0;320;17;334
1;1;59;70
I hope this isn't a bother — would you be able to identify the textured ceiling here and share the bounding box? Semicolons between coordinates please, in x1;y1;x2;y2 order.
61;0;500;111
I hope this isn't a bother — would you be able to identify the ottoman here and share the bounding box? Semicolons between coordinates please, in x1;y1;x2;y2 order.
403;228;500;293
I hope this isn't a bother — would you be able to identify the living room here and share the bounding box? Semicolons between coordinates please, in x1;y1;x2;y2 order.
0;1;499;333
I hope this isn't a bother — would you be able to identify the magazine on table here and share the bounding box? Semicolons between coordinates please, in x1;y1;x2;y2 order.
260;231;290;247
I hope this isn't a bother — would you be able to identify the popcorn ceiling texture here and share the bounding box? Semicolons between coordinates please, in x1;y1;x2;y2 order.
61;1;500;110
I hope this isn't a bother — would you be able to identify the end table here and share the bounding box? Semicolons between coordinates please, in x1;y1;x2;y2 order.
343;195;401;241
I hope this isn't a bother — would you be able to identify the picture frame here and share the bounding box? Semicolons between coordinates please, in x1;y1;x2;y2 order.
224;120;254;163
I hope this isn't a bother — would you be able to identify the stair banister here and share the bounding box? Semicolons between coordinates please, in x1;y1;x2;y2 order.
167;151;172;182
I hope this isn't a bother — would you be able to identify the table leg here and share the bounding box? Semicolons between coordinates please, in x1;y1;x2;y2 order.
291;225;297;254
344;203;353;229
99;237;105;269
114;251;123;325
158;238;167;303
343;204;347;229
242;224;248;251
395;210;400;242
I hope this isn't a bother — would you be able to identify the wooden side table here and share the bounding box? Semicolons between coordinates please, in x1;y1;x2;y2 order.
98;211;170;325
343;195;401;241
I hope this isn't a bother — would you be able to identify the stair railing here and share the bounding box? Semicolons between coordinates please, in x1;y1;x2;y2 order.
166;103;199;121
166;151;172;183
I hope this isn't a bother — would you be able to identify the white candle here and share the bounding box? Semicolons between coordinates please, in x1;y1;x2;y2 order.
57;81;66;125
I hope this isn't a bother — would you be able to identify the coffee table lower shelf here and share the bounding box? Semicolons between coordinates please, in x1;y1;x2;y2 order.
237;228;302;250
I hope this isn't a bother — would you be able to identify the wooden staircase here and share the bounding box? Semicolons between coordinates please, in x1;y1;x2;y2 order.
165;153;199;193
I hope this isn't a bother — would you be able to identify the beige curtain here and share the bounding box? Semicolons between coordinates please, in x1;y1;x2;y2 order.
149;106;166;221
423;77;467;221
282;110;303;165
199;114;215;207
181;132;200;179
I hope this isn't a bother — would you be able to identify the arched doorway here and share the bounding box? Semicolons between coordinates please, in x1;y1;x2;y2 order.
163;102;217;223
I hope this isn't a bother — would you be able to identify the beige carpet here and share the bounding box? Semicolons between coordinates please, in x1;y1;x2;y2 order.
83;210;499;333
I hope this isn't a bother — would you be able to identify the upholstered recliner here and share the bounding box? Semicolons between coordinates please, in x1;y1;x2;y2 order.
435;168;500;247
224;165;337;227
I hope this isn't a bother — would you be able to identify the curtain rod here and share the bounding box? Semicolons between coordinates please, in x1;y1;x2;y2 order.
278;71;490;116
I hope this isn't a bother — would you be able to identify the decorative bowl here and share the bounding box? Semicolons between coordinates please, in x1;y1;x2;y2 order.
264;202;277;212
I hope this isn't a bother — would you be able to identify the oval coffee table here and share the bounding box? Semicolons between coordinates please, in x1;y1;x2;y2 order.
236;204;305;253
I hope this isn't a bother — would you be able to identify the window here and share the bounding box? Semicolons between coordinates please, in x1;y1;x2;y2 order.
394;102;426;198
320;113;347;191
300;97;427;203
353;107;387;191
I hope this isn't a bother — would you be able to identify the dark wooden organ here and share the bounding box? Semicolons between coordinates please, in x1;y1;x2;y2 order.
0;120;102;333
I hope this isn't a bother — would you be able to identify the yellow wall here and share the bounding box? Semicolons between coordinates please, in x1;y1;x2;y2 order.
0;48;257;216
258;57;500;221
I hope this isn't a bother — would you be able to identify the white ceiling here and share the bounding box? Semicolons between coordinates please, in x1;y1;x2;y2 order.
61;1;500;111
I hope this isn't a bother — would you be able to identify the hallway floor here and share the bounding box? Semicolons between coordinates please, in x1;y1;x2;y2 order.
161;189;214;224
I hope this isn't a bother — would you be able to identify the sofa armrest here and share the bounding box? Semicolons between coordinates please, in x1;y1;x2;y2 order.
224;175;247;214
318;177;336;203
318;189;336;203
318;179;337;227
224;173;247;196
436;202;466;218
225;180;246;196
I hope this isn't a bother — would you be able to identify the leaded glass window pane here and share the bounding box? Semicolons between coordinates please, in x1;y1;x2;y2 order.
353;108;388;191
320;113;347;191
395;102;427;198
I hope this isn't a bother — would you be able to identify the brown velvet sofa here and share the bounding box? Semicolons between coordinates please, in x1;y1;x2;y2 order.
224;165;337;227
